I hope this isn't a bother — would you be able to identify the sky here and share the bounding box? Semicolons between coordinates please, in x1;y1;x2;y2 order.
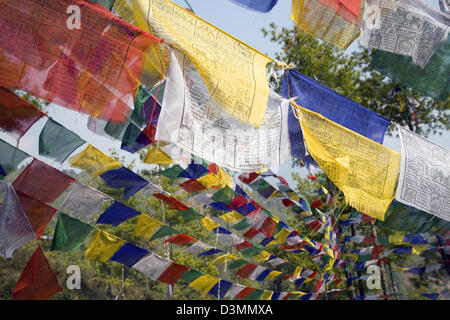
1;0;448;186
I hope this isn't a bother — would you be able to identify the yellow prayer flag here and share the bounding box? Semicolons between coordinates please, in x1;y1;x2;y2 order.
265;271;282;280
215;167;233;188
86;230;126;262
114;0;272;127
201;217;219;231
293;266;303;277
197;174;222;189
270;228;291;246
69;145;121;178
220;211;244;223
295;104;401;220
389;234;405;244
188;275;220;296
211;253;238;264
261;290;273;300
144;145;173;164
412;245;429;255
134;214;164;238
252;250;272;263
290;0;361;49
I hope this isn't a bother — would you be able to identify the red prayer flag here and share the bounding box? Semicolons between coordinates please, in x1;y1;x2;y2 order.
234;240;253;251
310;199;324;209
238;172;259;185
157;262;189;286
281;198;296;207
17;191;57;239
163;233;197;246
12;246;62;300
0;87;45;141
227;195;247;210
235;286;255;299
242;227;259;240
236;263;258;279
13;159;75;204
277;176;289;186
307;175;318;181
362;236;376;245
179;179;207;193
0;0;165;124
153;193;190;211
208;163;219;175
258;217;276;238
371;245;385;260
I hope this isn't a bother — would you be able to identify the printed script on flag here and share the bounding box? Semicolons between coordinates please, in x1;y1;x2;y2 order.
290;0;362;49
295;105;401;220
396;126;450;222
114;0;272;127
360;0;450;68
156;49;291;172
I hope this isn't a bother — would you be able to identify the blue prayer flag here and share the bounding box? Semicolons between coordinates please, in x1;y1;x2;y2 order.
100;167;149;199
208;280;233;299
256;269;272;281
271;292;281;300
407;267;426;275
235;203;258;216
197;248;223;257
109;243;149;267
259;236;274;247
178;162;209;179
228;0;278;12
213;226;232;235
421;293;439;300
210;202;232;211
403;234;427;245
96;201;141;226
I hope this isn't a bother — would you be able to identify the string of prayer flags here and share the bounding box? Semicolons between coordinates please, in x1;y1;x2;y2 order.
360;0;449;68
17;191;57;239
401;261;450;275
0;0;166;124
12;246;62;300
156;49;290;171
293;104;401;220
290;0;362;49
369;38;450;102
339;211;375;226
50;213;94;252
13;159;76;204
0;87;45;142
69;145;122;178
0;182;36;258
115;0;272;127
85;230;126;262
395;126;450;222
228;0;278;12
96;201;141;226
99;166;151;199
39;118;85;164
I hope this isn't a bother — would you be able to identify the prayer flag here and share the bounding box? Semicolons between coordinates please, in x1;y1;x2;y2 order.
229;0;278;12
189;275;220;296
69;145;121;178
12;246;62;300
157;262;189;285
163;233;198;246
13;159;75;204
100;167;150;199
294;105;400;220
144;145;172;165
39;118;85;163
85;230;126;262
134;214;164;239
51;213;94;252
96;201;141;226
109;243;149;267
133;254;172;280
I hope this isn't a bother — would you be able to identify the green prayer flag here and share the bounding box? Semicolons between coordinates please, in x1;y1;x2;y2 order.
149;225;179;241
246;289;264;300
369;38;450;102
130;85;151;128
178;208;203;221
149;81;165;105
0;140;29;176
231;219;250;231
227;259;248;270
280;263;296;274
210;186;235;204
50;212;94;252
160;165;184;179
179;269;203;283
248;178;271;191
240;246;262;258
376;200;450;236
39;119;85;163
